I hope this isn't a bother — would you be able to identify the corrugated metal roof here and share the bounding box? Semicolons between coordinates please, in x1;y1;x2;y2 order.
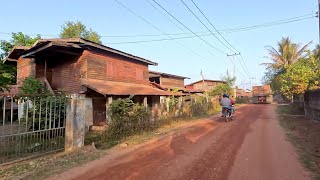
149;71;190;79
19;38;158;66
4;46;30;62
186;79;226;86
7;38;158;66
81;79;182;96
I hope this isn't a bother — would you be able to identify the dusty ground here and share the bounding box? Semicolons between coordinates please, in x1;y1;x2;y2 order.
47;104;309;180
278;105;320;179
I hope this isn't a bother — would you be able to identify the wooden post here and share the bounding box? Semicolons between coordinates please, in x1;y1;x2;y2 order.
44;59;47;79
166;97;170;112
178;97;183;115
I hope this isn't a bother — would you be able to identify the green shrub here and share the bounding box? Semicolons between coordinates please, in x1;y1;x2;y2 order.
104;98;153;143
236;96;250;104
19;77;67;131
20;77;44;95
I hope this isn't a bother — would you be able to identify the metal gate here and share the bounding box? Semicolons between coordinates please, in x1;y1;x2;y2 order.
0;95;67;165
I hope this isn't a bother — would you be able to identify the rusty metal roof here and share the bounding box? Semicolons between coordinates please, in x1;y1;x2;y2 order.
4;46;30;63
14;38;157;66
81;79;182;96
186;79;226;86
149;71;190;79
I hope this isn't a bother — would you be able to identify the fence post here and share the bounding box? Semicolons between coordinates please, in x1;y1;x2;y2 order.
84;97;93;131
65;94;86;152
106;96;113;124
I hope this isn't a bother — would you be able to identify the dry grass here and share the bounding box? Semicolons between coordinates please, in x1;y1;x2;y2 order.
0;146;105;180
0;111;220;180
278;105;320;180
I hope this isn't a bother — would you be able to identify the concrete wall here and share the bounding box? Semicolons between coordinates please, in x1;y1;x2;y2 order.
304;90;320;121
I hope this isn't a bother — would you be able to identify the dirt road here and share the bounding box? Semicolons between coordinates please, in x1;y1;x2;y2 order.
49;104;309;180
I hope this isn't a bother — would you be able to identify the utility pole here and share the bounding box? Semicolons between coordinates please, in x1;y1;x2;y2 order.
200;70;209;102
227;53;239;99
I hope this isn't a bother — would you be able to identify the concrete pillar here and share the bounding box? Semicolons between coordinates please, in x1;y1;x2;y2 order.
106;96;113;124
166;97;170;112
65;94;86;152
143;97;148;108
107;96;113;104
84;97;93;131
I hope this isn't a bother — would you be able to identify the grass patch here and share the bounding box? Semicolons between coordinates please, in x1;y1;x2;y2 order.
277;104;305;115
277;105;320;180
0;147;105;180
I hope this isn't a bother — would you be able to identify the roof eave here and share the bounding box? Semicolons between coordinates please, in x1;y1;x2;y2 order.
149;70;189;79
76;38;157;66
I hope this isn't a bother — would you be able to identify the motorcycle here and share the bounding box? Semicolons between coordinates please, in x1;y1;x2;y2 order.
222;106;233;122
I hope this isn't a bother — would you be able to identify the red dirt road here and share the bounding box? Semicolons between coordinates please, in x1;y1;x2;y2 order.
48;104;309;180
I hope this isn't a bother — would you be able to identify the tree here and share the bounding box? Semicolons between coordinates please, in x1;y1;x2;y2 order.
209;84;232;96
60;21;102;44
262;69;283;93
278;59;318;99
262;37;310;71
222;72;236;87
0;32;40;91
0;32;40;60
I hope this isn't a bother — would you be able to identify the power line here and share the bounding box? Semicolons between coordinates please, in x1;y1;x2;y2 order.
107;15;314;44
151;0;228;54
144;0;186;33
143;0;218;56
190;0;239;53
229;56;246;79
0;13;315;40
239;54;251;76
225;15;315;33
235;54;251;78
180;0;235;53
113;0;209;63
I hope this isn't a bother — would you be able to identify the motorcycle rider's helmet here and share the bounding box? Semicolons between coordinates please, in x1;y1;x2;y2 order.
223;94;229;98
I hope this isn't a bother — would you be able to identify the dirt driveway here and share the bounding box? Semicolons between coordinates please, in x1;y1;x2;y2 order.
48;104;309;180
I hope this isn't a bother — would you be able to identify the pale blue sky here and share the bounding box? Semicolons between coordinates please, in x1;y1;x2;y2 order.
1;0;318;89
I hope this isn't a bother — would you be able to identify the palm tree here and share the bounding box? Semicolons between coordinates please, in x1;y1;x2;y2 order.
262;37;311;70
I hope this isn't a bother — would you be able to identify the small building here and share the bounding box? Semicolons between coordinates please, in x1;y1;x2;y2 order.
252;85;273;104
236;88;252;98
186;79;226;92
6;38;179;130
149;71;189;93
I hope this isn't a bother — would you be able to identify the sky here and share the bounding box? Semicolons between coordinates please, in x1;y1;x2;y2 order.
0;0;318;90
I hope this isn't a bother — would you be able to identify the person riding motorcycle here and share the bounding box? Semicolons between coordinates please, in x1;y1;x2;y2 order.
220;94;235;117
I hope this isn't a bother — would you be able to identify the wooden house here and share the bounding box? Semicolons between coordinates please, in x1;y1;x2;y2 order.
236;88;252;98
6;38;178;129
149;71;189;92
185;79;226;92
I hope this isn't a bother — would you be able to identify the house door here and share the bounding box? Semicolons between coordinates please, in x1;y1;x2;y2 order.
92;99;106;126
